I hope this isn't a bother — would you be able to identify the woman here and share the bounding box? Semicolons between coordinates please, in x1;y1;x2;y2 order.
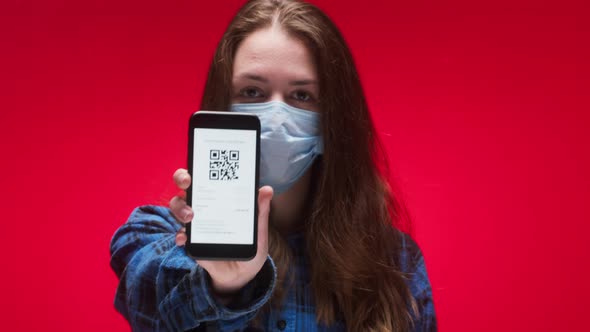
110;0;436;331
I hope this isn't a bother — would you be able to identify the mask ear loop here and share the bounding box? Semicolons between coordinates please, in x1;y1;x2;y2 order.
315;137;324;154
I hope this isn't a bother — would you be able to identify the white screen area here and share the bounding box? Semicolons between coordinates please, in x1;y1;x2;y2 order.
191;128;256;245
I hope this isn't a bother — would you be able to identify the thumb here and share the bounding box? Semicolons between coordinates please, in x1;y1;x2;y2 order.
257;185;273;255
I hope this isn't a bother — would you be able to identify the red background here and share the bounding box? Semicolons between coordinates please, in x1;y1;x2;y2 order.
1;0;589;330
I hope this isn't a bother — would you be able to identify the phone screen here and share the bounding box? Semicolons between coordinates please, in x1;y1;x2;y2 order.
190;128;257;245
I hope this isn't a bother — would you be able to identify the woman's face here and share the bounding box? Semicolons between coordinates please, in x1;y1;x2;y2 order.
230;26;319;222
231;26;320;113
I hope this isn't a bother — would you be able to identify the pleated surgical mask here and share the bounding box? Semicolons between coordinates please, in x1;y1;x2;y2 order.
230;101;323;194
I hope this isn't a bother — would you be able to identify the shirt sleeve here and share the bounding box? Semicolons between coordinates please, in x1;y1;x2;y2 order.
109;205;276;331
400;233;438;332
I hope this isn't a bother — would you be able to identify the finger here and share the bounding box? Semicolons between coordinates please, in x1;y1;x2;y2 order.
173;168;191;190
256;186;273;256
175;231;187;246
170;196;193;223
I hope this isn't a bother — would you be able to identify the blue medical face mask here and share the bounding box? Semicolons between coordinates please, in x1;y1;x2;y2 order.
230;101;323;194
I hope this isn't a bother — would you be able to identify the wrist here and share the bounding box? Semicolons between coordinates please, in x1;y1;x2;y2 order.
212;283;240;295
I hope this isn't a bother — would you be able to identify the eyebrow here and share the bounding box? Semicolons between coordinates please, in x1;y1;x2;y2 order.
238;73;318;86
290;79;318;86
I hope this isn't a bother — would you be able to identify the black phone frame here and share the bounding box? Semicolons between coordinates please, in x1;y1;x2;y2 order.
185;111;260;260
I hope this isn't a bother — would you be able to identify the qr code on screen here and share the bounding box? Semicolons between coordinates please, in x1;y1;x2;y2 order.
209;150;239;180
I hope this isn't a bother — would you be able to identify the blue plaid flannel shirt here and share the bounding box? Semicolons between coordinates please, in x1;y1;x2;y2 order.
110;206;436;331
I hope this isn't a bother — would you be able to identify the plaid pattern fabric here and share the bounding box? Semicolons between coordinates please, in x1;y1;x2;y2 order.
110;206;436;331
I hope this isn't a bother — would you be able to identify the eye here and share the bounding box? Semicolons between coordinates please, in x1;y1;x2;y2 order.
239;87;265;99
291;90;315;103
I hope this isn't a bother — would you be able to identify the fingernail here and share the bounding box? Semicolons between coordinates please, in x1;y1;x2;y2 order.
184;210;193;222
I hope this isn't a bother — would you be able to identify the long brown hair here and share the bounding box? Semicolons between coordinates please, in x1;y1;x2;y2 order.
200;0;417;330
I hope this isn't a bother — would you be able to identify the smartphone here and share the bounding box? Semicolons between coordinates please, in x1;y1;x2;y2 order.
185;111;261;260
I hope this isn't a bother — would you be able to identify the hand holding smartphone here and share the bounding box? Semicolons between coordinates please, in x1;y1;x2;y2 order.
185;111;261;260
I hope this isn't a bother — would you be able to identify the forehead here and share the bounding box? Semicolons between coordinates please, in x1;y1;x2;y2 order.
233;27;317;80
